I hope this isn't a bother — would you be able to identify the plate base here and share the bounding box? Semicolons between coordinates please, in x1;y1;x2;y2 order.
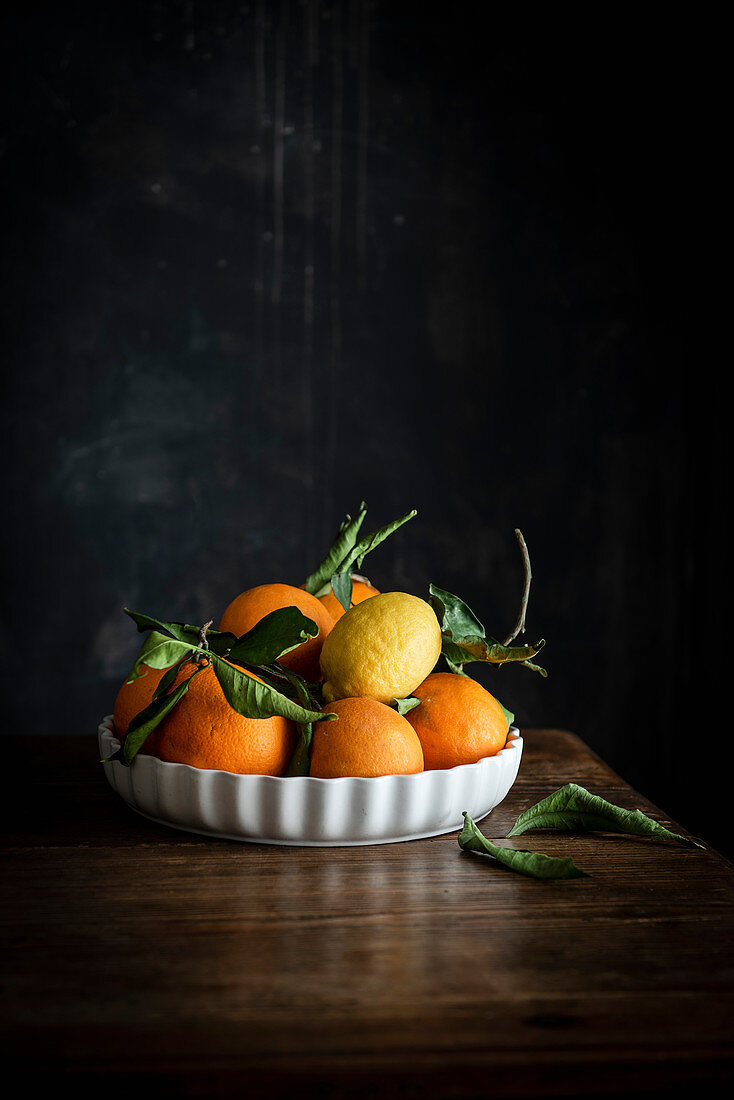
125;803;495;847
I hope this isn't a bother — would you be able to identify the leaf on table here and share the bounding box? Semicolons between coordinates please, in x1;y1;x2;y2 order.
506;783;705;848
459;813;587;880
429;584;546;676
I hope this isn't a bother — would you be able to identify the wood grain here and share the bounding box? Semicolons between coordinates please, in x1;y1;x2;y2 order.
2;731;733;1098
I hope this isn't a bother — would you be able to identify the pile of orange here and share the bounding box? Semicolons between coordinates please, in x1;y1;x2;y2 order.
112;574;509;779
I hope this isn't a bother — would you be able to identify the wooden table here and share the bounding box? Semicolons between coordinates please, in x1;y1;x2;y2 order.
2;730;734;1098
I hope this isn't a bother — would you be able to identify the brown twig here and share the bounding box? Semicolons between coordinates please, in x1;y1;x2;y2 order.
198;620;214;652
503;529;532;646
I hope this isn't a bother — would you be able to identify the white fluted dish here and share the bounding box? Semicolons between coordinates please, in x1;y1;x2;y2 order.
98;716;523;846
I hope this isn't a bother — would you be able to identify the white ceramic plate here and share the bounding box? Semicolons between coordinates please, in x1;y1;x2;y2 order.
98;716;523;846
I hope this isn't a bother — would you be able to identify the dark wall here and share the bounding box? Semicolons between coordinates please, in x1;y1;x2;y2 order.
2;5;723;847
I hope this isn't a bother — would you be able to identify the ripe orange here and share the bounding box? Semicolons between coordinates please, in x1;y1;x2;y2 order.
152;661;297;775
405;672;508;770
309;697;424;778
317;577;380;621
218;583;335;681
112;663;169;753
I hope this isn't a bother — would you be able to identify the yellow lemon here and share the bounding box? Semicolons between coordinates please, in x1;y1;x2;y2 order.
320;592;442;704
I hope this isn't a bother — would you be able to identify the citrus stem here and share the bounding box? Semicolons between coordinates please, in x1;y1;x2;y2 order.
197;620;214;658
503;529;532;645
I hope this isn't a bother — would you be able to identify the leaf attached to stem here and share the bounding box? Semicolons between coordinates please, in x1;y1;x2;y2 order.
429;584;546;675
302;503;417;598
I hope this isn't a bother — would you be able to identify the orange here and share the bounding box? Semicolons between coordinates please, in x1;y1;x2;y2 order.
309;697;424;778
218;583;335;681
405;672;508;770
112;663;170;753
152;661;297;775
317;577;380;622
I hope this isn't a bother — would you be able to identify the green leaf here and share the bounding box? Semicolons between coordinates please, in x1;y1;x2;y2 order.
124;611;333;728
520;659;546;675
430;584;486;638
279;667;322;777
120;666;203;765
459;813;587;880
124;608;236;658
302;502;368;595
444;655;468;676
330;573;353;614
128;631;192;679
429;584;546;675
339;509;417;576
441;636;546;673
210;653;331;726
285;729;314;776
152;656;191;701
303;505;418;597
506;784;705;848
395;696;421;715
227;607;319;666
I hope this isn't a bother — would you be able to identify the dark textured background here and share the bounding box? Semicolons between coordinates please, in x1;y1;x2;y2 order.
1;4;724;848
